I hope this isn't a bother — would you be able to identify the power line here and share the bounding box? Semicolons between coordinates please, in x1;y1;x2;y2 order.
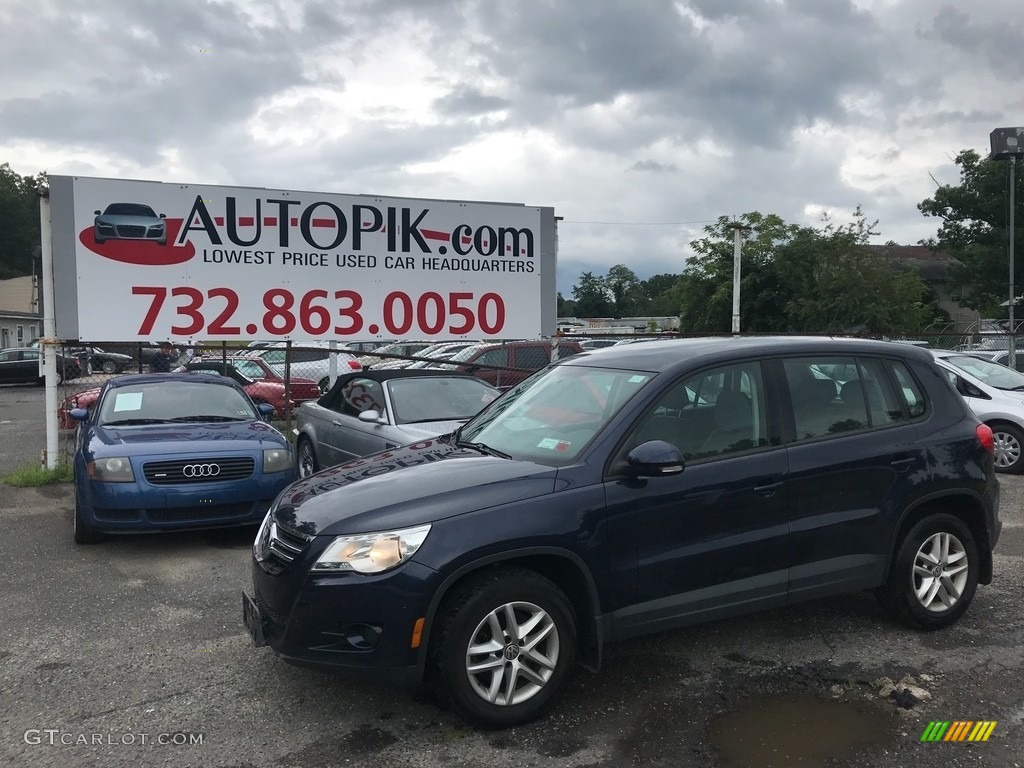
559;219;718;226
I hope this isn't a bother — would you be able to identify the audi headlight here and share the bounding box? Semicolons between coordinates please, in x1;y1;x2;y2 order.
312;524;431;574
263;447;294;473
87;456;135;482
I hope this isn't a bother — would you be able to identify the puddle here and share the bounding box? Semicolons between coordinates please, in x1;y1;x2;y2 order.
709;693;895;768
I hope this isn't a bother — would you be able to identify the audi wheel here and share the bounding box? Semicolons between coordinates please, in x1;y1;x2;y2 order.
431;567;576;728
73;492;105;545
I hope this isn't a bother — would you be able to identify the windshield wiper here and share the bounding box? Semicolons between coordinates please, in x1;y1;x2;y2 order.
168;415;248;422
102;418;172;426
455;436;512;459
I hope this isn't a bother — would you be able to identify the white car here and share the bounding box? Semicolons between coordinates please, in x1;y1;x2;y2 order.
930;349;1024;473
244;342;362;393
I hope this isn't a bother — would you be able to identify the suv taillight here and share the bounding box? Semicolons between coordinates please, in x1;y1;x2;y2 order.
347;360;362;370
977;423;995;454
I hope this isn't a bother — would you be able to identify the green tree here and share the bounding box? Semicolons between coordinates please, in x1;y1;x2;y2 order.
676;210;931;334
572;271;615;317
676;212;798;332
918;149;1024;315
605;264;643;316
776;211;930;333
0;163;47;279
556;292;577;317
639;273;683;317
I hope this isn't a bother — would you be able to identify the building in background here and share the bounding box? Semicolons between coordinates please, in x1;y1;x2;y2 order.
0;275;41;348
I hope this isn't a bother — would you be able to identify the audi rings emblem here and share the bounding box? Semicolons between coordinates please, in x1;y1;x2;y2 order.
182;463;221;478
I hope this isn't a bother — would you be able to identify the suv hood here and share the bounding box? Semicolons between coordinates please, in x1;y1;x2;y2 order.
274;437;557;536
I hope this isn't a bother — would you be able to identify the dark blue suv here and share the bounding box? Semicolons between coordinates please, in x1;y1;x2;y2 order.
244;337;1000;728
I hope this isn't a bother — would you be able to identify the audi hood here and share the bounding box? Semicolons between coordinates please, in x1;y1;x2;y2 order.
82;420;290;457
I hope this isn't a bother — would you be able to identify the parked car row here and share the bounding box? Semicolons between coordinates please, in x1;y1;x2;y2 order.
364;339;586;390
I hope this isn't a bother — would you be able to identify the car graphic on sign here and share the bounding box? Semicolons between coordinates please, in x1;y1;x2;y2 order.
93;203;167;245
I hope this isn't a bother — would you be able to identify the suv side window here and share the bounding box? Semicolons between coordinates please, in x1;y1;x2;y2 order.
784;357;905;443
629;361;767;460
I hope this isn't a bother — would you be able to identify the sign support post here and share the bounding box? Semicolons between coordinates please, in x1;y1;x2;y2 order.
39;188;59;469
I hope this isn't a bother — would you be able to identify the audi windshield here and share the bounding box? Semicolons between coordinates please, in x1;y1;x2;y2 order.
96;380;259;425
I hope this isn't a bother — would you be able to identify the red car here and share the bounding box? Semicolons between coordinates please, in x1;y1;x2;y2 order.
58;357;320;429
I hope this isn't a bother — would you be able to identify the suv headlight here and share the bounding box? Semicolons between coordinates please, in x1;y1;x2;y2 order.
312;524;431;574
87;456;134;482
263;448;294;473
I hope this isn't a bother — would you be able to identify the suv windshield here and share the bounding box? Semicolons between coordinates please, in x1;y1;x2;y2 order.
943;355;1024;391
457;365;652;465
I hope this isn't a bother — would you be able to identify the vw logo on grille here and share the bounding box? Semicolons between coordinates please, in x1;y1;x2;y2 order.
182;463;221;478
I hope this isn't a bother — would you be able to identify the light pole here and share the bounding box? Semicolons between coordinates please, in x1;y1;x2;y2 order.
990;128;1023;368
727;221;751;335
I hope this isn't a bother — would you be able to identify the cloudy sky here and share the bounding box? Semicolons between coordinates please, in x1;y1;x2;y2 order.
2;0;1021;295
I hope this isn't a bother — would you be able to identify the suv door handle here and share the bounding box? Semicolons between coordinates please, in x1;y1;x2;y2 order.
890;457;914;471
754;480;784;496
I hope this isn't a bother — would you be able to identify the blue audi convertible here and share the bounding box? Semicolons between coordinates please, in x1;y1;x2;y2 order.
71;373;296;544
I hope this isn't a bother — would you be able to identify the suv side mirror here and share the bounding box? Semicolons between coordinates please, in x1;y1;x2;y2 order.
625;440;685;476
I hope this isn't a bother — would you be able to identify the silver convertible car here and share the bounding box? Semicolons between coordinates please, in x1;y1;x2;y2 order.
294;370;500;476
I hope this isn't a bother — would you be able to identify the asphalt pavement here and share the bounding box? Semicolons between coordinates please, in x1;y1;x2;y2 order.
0;383;1021;767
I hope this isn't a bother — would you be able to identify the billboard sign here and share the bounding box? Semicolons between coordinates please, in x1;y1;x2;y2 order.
48;176;556;342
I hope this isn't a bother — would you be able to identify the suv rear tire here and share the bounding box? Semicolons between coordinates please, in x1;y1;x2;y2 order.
878;513;978;630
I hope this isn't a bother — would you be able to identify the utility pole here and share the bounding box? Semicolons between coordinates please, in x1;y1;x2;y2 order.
990;128;1023;368
727;221;751;335
1010;156;1017;369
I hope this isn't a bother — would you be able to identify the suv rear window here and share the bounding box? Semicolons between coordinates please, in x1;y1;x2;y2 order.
889;360;927;419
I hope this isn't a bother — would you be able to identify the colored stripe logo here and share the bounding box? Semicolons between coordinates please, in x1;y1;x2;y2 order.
920;721;997;742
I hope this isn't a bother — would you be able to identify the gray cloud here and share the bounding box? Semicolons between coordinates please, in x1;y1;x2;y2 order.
629;160;680;173
1;0;1021;295
433;85;511;117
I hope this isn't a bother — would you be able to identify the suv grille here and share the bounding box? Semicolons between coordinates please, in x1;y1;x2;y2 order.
143;457;255;485
259;519;313;573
